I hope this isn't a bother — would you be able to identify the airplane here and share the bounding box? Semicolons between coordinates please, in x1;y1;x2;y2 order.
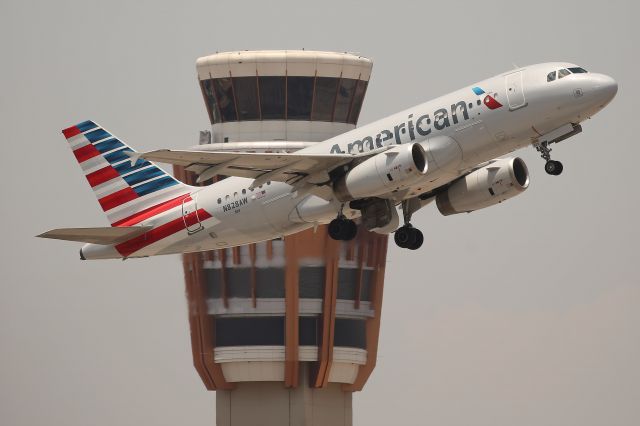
38;62;617;259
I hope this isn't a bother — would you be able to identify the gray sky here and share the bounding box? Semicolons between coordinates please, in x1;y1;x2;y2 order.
1;0;638;425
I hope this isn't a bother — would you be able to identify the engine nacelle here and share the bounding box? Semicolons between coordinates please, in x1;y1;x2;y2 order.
334;143;428;202
436;157;530;215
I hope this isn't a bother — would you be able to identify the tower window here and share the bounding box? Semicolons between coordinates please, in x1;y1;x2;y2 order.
233;76;260;120
259;76;286;119
312;77;339;121
287;76;314;120
213;78;238;122
333;78;357;122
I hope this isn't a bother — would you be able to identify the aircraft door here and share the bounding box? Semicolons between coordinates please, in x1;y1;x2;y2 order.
182;195;204;234
505;71;527;111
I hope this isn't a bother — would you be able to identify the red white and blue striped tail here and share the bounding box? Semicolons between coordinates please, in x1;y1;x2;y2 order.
61;120;194;227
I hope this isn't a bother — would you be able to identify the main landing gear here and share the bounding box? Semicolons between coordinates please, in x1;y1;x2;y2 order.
328;216;358;241
394;199;424;250
534;141;563;176
394;224;423;250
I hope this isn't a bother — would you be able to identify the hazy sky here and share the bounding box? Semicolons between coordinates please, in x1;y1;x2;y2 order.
1;1;638;425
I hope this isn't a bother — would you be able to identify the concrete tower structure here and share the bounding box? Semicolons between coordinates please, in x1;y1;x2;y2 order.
175;51;389;426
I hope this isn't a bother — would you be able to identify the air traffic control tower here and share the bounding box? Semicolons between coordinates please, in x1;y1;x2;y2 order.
175;51;388;426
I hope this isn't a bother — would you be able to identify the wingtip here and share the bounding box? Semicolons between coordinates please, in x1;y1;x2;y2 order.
36;230;52;239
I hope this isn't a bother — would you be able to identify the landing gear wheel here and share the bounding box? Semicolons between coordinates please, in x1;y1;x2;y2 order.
394;226;412;248
394;225;424;250
328;218;358;241
545;160;564;176
344;219;358;240
535;142;563;176
408;228;423;250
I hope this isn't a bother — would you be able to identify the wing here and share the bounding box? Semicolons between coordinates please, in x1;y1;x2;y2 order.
132;147;388;187
37;226;152;245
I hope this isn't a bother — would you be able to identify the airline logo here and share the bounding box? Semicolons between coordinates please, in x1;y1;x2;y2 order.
60;120;219;257
61;120;188;226
472;86;503;110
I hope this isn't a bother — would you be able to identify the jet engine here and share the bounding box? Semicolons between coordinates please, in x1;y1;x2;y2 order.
334;143;428;202
436;157;530;215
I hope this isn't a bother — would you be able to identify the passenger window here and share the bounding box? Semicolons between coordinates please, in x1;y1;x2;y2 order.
225;195;230;200
234;192;238;197
242;189;246;194
547;71;556;82
217;198;221;204
558;69;571;79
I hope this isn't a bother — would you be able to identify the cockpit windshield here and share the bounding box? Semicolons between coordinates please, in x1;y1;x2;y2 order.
558;69;571;79
547;66;589;82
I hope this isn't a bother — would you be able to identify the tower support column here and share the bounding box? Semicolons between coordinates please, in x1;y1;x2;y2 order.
216;364;352;426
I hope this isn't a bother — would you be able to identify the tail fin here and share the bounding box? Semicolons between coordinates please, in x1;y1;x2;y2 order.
61;120;193;226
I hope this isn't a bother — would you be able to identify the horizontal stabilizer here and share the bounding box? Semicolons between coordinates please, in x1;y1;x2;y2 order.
37;226;152;245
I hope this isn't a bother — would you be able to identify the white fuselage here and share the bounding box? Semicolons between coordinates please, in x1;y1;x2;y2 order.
82;62;617;259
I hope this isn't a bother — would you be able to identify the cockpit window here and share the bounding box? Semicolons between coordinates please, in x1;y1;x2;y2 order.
547;71;557;82
568;67;588;73
558;69;571;79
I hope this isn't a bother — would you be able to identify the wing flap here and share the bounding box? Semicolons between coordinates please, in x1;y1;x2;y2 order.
37;226;153;245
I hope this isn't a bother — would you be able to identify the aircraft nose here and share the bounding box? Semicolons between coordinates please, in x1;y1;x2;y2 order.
590;73;618;104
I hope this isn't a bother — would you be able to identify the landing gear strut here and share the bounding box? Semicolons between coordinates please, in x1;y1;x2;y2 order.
534;141;563;176
394;200;424;250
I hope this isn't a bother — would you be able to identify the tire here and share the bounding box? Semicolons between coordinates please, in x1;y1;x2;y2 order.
328;219;344;240
545;160;563;175
394;227;411;248
408;229;424;250
554;161;564;175
329;218;358;241
545;160;557;175
344;220;358;241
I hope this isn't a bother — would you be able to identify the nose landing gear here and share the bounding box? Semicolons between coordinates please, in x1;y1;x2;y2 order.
544;160;563;175
394;199;424;250
534;141;563;176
